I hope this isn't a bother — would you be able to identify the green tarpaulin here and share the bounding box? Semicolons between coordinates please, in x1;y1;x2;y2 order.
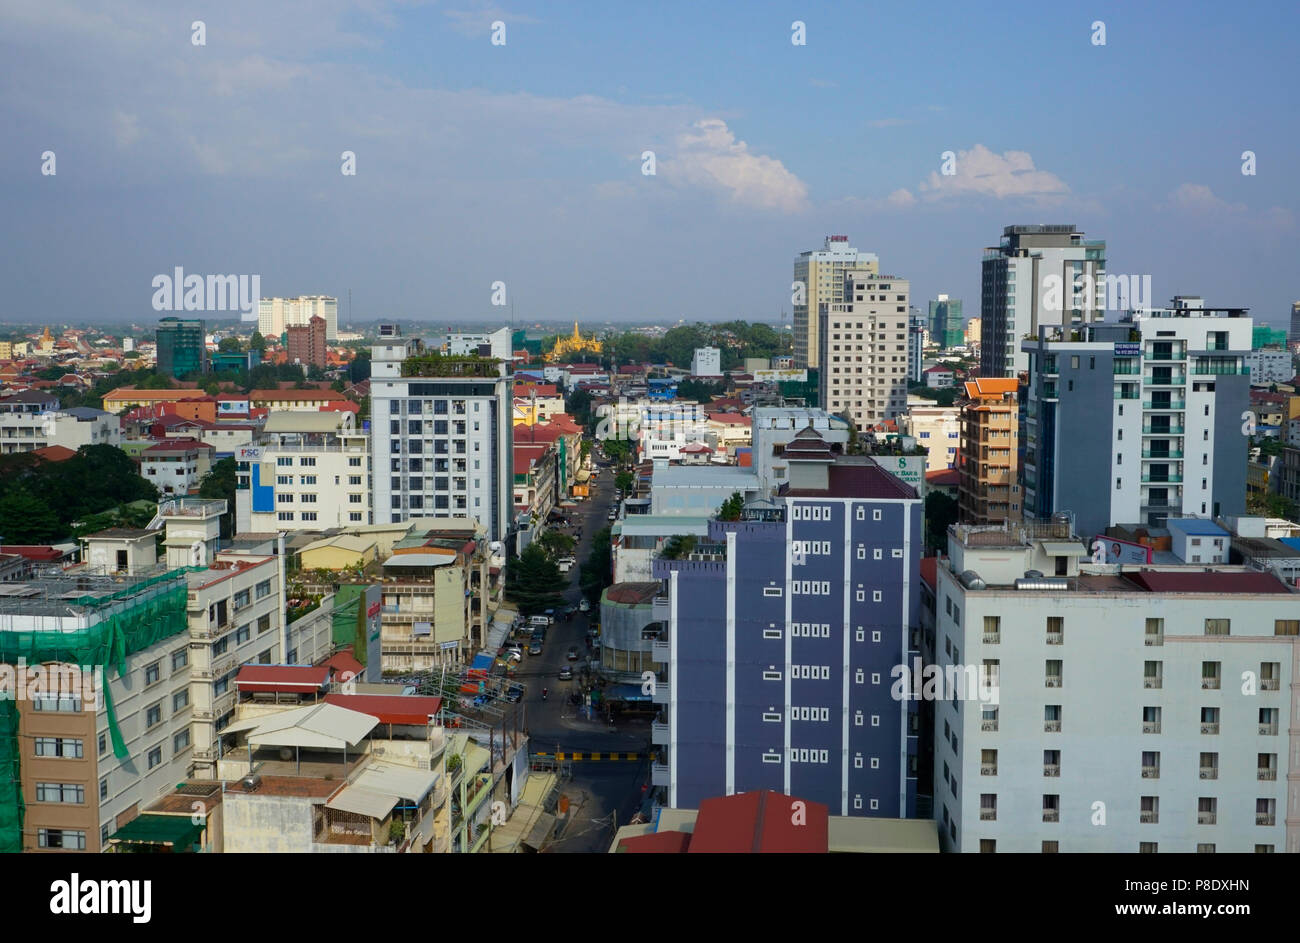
109;813;203;851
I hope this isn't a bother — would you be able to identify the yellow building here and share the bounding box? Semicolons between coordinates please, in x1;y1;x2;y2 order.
0;341;11;360
299;534;378;571
547;322;602;362
957;378;1021;525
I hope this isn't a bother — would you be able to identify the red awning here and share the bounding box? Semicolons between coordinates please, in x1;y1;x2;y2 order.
235;665;331;693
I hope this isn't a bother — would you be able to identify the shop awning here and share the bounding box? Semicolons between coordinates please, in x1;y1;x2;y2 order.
109;813;204;850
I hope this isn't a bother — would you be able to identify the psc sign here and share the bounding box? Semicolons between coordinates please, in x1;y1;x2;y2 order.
366;602;381;618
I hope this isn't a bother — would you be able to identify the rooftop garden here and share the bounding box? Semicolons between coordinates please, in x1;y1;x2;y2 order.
400;353;502;378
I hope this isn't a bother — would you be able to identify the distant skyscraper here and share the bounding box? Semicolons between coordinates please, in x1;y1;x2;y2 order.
155;317;207;378
980;225;1106;377
1021;297;1250;536
259;296;338;341
928;295;964;349
907;308;925;384
285;315;327;369
369;325;514;541
793;236;879;369
1290;301;1300;350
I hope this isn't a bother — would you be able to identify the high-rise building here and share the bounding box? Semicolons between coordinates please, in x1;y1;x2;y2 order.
817;272;911;428
907;308;925;384
369;325;514;542
793;236;879;369
155;317;207;378
654;431;923;816
980;225;1107;378
442;327;513;361
928;295;964;349
690;347;721;377
956;378;1021;524
1290;302;1300;350
1021;297;1250;536
258;296;338;341
285;315;327;369
965;317;981;347
934;520;1299;853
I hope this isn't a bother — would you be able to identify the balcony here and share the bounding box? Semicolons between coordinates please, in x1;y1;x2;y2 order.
1142;722;1161;734
1257;769;1277;781
1142;425;1184;435
1256;813;1275;826
1046;632;1063;645
1148;351;1184;361
1113;364;1140;375
1201;679;1220;690
1042;810;1059;823
1144;678;1162;689
980;763;997;776
1043;765;1060;777
1142;450;1183;459
1201;723;1219;734
979;809;996;821
1044;721;1061;733
1261;679;1279;691
1198;812;1217;825
1259;724;1278;736
1141;766;1160;779
1140;811;1159;824
980;720;998;732
1199;767;1218;780
1045;678;1062;688
1141;475;1183;483
1143;400;1186;411
982;633;1000;645
1145;634;1163;646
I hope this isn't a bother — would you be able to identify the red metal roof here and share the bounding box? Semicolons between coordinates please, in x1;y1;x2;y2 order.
235;665;331;693
320;651;365;681
617;831;692;853
688;790;828;853
0;545;65;561
780;461;918;500
1123;571;1291;595
322;694;443;726
919;556;938;590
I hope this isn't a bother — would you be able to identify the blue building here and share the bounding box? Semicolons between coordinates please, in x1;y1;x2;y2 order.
653;428;923;817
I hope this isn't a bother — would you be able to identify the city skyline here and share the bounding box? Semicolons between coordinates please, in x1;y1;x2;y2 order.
3;1;1297;328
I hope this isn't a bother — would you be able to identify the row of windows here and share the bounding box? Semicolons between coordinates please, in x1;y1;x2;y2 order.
279;511;366;522
977;840;1273;853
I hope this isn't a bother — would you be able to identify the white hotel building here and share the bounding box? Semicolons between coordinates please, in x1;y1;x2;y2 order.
817;272;912;427
933;522;1300;854
258;296;339;341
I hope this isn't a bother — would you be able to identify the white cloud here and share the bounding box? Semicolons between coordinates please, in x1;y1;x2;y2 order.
112;111;140;148
918;144;1070;202
443;3;539;37
867;118;911;128
1164;184;1294;230
887;188;916;207
665;118;808;213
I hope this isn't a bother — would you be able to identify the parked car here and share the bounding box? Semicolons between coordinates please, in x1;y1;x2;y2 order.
558;666;573;680
505;686;524;702
579;599;590;612
528;640;543;655
566;647;579;661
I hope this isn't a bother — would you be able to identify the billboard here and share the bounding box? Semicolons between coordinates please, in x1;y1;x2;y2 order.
1092;535;1152;564
236;446;263;461
753;369;808;383
872;454;925;492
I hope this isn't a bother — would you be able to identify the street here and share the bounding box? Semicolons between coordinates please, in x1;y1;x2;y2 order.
520;456;651;852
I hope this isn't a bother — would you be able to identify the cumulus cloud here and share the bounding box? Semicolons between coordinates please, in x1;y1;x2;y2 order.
1164;184;1294;230
665;118;808;213
918;144;1070;202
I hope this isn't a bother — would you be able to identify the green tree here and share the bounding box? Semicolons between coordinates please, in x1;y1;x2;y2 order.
348;350;371;383
660;535;697;560
218;336;243;353
925;490;960;552
602;438;633;467
199;457;238;540
250;331;267;352
717;492;744;521
0;488;62;544
534;529;576;562
579;526;613;606
504;542;566;614
615;470;634;493
677;379;722;404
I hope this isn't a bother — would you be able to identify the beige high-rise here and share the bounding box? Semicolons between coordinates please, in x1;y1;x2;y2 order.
793;236;878;369
817;272;910;427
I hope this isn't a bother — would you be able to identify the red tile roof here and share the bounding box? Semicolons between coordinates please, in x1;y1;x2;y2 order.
617;831;692;853
780;460;918;499
919;556;939;590
31;445;77;463
322;694;443;726
235;665;331;693
1123;571;1291;595
320;652;365;681
926;468;961;485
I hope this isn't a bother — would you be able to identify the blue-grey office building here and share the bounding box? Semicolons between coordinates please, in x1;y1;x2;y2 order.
653;428;923;817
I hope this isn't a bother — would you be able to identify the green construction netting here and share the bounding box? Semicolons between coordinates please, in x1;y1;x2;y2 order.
331;584;367;664
0;572;192;853
108;812;203;850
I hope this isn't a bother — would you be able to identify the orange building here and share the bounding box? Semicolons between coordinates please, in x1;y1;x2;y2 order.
957;377;1020;525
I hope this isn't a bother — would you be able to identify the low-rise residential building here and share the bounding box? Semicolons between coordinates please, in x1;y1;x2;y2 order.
901;402;961;474
141;438;214;496
935;520;1299;853
248;388;351;412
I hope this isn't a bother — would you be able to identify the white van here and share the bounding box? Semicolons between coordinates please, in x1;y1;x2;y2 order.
529;615;551;628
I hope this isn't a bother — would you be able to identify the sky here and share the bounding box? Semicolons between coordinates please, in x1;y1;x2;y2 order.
2;0;1298;329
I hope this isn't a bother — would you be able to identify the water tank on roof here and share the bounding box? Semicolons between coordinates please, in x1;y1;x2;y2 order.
957;570;986;590
1014;577;1070;591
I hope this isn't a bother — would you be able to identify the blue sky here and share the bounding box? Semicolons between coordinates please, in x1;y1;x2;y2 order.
2;0;1297;328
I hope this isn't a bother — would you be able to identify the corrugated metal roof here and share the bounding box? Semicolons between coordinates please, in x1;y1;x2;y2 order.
222;702;378;748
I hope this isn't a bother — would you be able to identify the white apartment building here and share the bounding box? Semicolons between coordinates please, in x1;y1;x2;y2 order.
443;327;512;361
933;522;1300;854
980;225;1107;377
1247;349;1294;386
370;326;514;542
258;295;339;340
750;407;852;493
901;401;961;472
793;235;880;369
235;411;371;532
818;272;911;427
690;347;721;378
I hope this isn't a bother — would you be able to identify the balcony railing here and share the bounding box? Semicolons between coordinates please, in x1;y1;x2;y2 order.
1142;425;1184;435
1142;450;1183;459
1140;811;1158;824
979;809;996;821
1046;632;1063;645
1199;767;1218;780
1145;634;1163;646
1201;722;1220;734
1261;679;1279;691
1141;475;1183;483
1142;722;1161;734
1141;766;1160;779
1045;678;1062;688
980;720;998;732
1043;721;1061;733
1198;812;1217;825
1042;810;1059;823
1043;765;1060;777
1144;678;1162;689
980;764;997;776
1259;724;1278;736
1202;679;1220;690
1143;400;1186;410
1258;769;1277;781
982;633;1000;645
1256;814;1275;826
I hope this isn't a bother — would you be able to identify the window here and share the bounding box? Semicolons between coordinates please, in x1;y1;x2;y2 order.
257;614;271;634
171;648;188;671
146;703;163;729
235;624;250;645
36;783;84;804
172;689;189;712
173;730;191;753
233;589;251;610
147;746;163;769
37;829;86;850
255;579;272;600
1204;618;1230;636
34;738;83;758
1275;620;1299;636
97;733;106;756
144;661;161;686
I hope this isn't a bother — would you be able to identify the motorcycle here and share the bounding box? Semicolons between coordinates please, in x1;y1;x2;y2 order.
542;688;548;701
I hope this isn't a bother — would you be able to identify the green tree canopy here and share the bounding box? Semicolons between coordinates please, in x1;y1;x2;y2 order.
199;457;238;540
717;492;744;521
579;526;613;606
505;542;566;614
925;490;960;552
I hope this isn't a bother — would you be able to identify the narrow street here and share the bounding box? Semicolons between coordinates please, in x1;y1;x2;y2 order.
519;456;651;852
